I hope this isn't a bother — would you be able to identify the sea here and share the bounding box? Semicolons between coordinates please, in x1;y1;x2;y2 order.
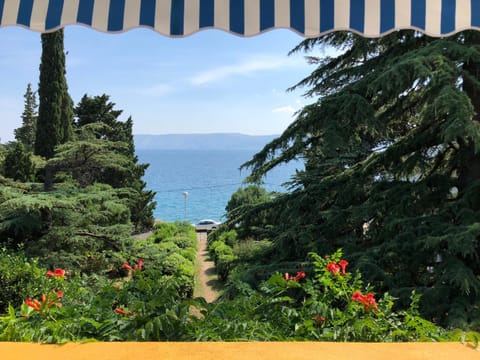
135;149;302;224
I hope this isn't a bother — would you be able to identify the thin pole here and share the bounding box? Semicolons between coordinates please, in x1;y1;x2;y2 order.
183;191;188;221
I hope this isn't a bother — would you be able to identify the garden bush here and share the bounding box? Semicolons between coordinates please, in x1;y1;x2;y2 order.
207;241;237;281
156;241;180;255
0;250;478;344
152;222;177;242
0;251;45;313
218;230;238;248
170;235;196;249
233;239;273;262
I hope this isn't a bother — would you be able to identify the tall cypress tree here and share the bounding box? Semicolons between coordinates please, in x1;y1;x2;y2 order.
241;31;480;328
35;29;73;159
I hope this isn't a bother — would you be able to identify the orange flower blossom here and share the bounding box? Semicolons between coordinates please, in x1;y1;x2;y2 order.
284;271;306;282
25;290;63;312
351;290;379;312
327;260;349;275
46;268;66;278
326;261;340;275
123;259;144;272
114;307;134;316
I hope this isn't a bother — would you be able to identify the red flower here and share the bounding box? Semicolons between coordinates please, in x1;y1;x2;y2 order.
123;259;144;272
284;271;306;282
351;291;364;302
114;307;134;316
351;291;379;312
122;262;134;271
134;259;144;271
313;315;326;323
25;298;41;311
364;293;379;312
326;261;340;275
294;271;306;281
338;260;349;275
46;268;66;278
25;290;63;312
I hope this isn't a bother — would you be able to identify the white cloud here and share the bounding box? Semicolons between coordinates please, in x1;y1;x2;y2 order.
272;105;296;114
190;56;295;86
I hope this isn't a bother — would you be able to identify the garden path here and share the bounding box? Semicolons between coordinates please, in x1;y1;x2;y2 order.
194;232;221;302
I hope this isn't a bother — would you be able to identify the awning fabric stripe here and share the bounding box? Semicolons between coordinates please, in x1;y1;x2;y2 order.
0;0;478;37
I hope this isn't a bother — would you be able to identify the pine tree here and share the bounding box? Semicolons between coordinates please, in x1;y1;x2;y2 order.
73;94;155;232
14;83;37;151
242;31;480;328
3;142;35;182
35;29;73;159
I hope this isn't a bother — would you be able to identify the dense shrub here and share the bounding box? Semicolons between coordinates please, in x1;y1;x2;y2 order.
156;241;180;255
233;239;273;262
163;253;193;276
218;230;238;248
208;241;237;281
152;222;177;242
171;235;196;249
129;222;197;297
0;252;45;313
153;221;195;244
180;248;196;262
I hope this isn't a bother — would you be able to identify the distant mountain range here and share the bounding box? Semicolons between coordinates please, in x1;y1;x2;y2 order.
134;133;279;151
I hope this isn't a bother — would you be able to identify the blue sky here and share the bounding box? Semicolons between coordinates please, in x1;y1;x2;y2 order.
0;26;318;142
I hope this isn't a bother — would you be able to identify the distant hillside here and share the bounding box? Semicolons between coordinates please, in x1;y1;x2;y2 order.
134;133;279;151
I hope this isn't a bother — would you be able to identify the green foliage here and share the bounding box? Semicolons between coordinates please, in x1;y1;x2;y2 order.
47;140;131;188
3;142;35;182
153;222;178;242
0;250;476;345
153;221;196;244
218;229;239;247
233;239;273;262
0;181;133;273
133;222;197;297
191;251;470;342
73;95;155;232
209;241;237;281
0;251;45;314
225;185;274;239
238;31;480;328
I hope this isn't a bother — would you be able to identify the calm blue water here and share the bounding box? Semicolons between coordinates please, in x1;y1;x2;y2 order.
135;149;302;223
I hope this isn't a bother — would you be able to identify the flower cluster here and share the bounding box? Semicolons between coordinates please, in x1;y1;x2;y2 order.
123;259;144;272
326;260;348;276
25;290;63;312
46;268;66;278
24;268;66;314
351;291;379;312
284;271;306;282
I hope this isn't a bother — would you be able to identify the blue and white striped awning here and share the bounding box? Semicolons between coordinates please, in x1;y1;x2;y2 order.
0;0;478;38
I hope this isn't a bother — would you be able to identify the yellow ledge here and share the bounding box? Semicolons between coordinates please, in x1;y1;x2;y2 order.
0;342;478;360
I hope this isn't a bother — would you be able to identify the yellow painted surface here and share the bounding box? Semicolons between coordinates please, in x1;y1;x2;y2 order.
0;342;478;360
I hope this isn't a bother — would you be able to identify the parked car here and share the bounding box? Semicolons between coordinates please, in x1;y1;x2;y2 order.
195;219;221;232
